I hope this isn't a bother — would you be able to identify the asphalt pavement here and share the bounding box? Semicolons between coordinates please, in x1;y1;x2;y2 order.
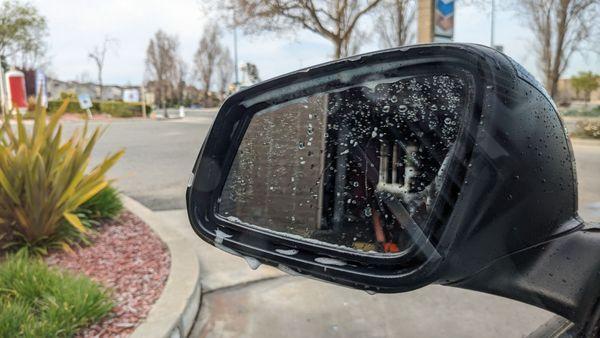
73;110;600;337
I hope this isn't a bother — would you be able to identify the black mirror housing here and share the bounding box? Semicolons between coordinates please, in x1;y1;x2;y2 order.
186;43;580;294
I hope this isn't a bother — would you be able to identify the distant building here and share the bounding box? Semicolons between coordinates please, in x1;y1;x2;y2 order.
46;78;141;102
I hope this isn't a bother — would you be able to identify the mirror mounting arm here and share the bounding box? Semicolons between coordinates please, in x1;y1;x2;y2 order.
449;224;600;330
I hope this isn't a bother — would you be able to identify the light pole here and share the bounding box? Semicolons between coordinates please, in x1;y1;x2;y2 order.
490;0;496;48
232;10;239;87
0;57;7;115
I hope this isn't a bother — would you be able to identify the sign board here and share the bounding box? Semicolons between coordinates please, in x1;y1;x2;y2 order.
35;70;47;107
78;93;93;109
434;0;454;42
0;66;6;113
122;88;140;103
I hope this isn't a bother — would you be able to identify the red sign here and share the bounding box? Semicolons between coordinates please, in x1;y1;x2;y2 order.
7;70;28;109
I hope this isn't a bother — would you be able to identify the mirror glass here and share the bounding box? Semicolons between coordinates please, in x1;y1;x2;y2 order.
219;72;472;254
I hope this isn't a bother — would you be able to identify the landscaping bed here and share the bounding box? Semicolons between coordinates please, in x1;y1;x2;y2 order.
0;102;169;336
46;211;171;337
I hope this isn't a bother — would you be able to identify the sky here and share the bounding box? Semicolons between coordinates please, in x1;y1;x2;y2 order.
30;0;600;87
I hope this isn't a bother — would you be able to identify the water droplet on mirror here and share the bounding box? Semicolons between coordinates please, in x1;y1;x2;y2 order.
398;105;408;113
244;256;261;270
276;248;299;256
390;95;398;103
382;105;390;113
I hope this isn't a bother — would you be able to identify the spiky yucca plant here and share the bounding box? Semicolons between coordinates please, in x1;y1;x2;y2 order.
0;100;124;254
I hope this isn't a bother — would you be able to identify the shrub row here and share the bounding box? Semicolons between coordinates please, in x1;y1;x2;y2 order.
46;100;151;118
562;105;600;118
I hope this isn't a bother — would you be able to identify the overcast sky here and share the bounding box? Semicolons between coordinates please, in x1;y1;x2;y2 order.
30;0;600;86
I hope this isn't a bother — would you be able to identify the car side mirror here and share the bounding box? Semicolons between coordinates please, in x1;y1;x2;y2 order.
187;43;600;332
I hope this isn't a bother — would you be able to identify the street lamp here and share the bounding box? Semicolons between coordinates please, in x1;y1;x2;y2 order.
490;0;496;47
232;9;240;87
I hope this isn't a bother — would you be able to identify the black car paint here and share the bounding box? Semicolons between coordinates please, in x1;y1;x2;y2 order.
186;43;600;332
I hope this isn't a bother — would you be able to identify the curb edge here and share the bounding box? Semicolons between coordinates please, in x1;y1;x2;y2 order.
122;195;201;338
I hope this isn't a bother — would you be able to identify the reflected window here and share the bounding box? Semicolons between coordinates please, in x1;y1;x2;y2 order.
219;72;472;254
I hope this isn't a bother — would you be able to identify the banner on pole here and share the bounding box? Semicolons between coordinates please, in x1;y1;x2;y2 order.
434;0;455;42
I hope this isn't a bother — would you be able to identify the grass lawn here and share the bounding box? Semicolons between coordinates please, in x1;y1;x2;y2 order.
0;253;113;337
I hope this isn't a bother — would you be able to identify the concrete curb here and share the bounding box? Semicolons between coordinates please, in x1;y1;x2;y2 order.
122;195;201;338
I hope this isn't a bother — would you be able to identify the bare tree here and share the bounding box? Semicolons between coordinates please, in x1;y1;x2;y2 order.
194;23;223;106
88;37;118;99
175;57;188;106
515;0;599;99
217;48;234;99
376;0;415;48
145;30;179;115
225;0;382;59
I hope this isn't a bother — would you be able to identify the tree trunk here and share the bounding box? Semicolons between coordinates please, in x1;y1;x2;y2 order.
159;80;167;118
98;66;103;100
204;89;210;107
334;39;343;59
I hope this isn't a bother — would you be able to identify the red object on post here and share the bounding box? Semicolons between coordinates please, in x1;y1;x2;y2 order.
6;69;28;111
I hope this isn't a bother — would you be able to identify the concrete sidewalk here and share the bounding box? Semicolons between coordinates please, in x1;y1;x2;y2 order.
157;209;554;338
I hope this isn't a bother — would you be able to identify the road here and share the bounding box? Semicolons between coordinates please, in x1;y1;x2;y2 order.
71;112;600;337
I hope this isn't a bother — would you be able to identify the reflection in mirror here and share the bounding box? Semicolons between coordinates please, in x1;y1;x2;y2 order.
219;72;472;255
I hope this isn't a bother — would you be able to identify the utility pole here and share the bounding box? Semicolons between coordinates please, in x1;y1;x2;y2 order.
232;10;240;87
141;85;147;118
417;0;454;43
417;0;435;43
490;0;496;47
0;64;6;115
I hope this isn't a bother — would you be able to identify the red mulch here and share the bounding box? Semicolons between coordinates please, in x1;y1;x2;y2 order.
45;211;171;337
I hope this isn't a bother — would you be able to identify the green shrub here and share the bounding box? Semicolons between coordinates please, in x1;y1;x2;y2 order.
0;252;113;337
98;101;144;117
0;100;124;255
47;100;151;118
573;120;600;139
77;185;123;221
47;100;99;114
561;106;600;117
